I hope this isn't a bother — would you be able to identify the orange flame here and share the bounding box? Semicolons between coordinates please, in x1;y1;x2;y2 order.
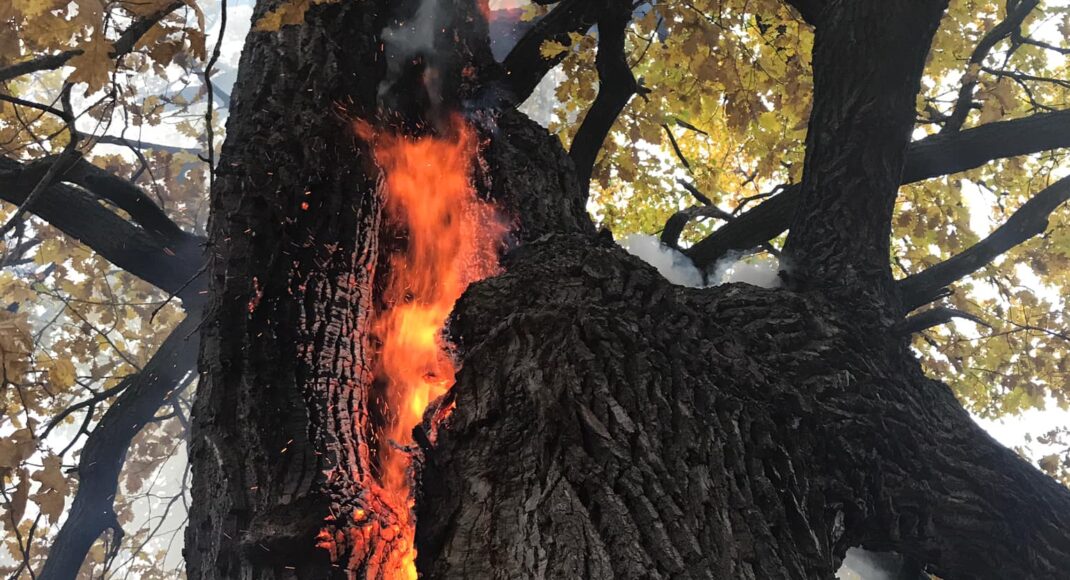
478;0;526;22
350;117;506;578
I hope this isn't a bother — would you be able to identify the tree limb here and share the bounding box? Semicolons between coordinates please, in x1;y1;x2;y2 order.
0;156;204;302
0;1;184;83
893;306;990;335
38;313;200;580
898;175;1070;311
95;135;199;155
61;157;188;242
501;0;598;104
686;108;1070;269
942;0;1039;133
781;0;824;26
569;0;642;196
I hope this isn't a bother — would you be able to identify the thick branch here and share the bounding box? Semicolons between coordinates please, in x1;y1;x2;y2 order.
781;0;824;26
0;156;204;301
569;0;640;196
893;306;989;335
501;0;598;104
61;157;187;242
38;313;199;580
899;175;1070;310
942;0;1039;133
781;1;948;295
846;364;1070;578
0;1;184;83
686;108;1070;269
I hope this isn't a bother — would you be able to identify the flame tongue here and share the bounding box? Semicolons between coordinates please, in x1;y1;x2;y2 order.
351;117;506;578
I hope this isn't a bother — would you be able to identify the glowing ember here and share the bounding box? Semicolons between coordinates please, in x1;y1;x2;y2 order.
350;116;506;578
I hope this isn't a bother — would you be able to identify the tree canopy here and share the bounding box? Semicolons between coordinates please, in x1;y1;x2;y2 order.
0;0;1069;576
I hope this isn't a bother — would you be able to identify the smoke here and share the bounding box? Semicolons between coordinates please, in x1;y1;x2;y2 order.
619;235;782;289
380;0;444;107
710;250;781;288
619;234;705;287
837;548;914;580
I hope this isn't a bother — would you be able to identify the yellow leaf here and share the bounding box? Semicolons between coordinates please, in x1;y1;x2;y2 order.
254;0;317;31
5;469;30;529
12;0;62;18
0;429;35;470
33;490;65;523
49;358;77;388
0;310;31;381
31;454;69;496
539;40;569;60
67;35;113;94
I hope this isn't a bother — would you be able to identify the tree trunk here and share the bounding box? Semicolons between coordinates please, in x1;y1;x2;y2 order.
184;1;589;577
418;234;1070;579
186;1;1070;579
185;2;387;577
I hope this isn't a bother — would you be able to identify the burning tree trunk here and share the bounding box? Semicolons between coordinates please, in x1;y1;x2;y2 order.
187;0;1070;579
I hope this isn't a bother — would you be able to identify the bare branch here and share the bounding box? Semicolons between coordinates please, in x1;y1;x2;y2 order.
95;135;199;155
0;156;204;301
686;108;1070;269
942;0;1039;133
62;157;187;242
38;313;200;580
569;0;643;196
899;175;1070;311
893;306;990;335
501;0;598;104
781;0;824;26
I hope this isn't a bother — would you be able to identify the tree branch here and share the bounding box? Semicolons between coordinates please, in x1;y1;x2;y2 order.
898;175;1070;311
501;0;599;104
686;108;1070;269
61;157;188;242
942;0;1039;133
0;156;204;301
569;0;642;196
95;135;199;155
0;1;184;83
781;0;824;26
38;313;200;580
893;306;990;335
852;372;1070;578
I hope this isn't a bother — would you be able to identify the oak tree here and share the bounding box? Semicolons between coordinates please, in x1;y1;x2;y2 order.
1;0;1070;578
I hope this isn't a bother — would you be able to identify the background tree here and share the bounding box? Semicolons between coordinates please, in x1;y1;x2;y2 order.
0;0;1069;578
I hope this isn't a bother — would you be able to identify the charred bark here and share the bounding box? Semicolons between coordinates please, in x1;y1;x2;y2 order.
185;1;589;578
417;236;1070;579
185;2;388;577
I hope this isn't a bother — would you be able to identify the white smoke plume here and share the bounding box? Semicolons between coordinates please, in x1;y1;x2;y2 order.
837;548;914;580
619;234;781;289
710;249;781;288
619;234;705;287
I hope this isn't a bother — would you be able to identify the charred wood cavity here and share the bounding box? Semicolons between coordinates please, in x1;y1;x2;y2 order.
187;0;595;576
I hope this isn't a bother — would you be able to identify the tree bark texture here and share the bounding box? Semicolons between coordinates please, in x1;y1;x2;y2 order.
418;235;1070;579
185;1;1070;579
783;0;948;299
185;1;590;577
186;2;387;577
